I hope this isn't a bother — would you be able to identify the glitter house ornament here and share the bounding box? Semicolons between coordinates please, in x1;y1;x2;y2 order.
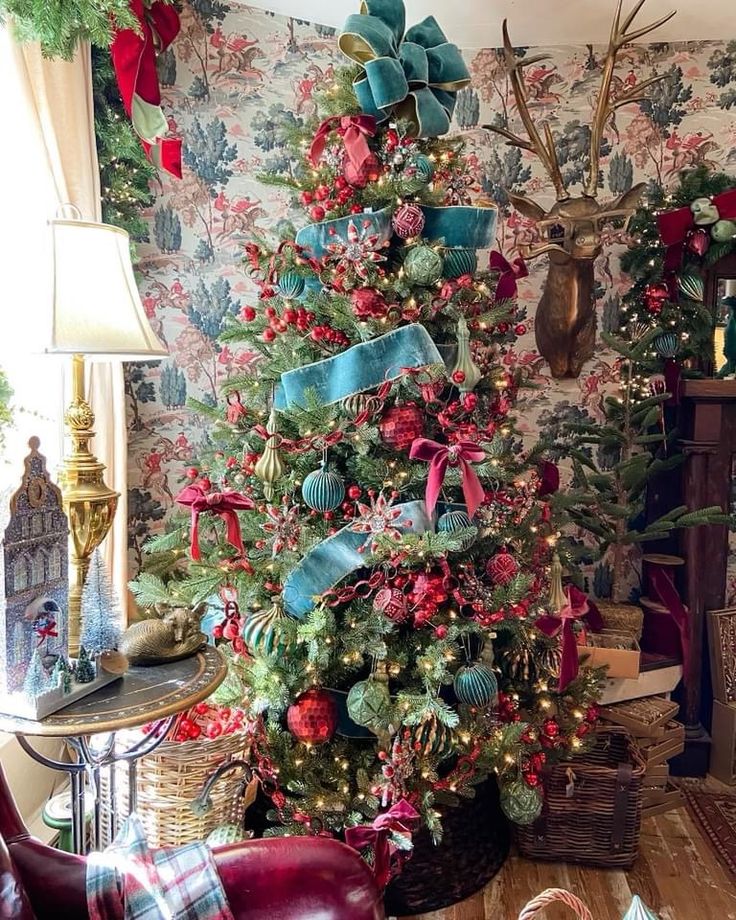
453;663;498;708
287;687;338;744
378;402;423;451
392;203;425;239
325;218;387;280
301;463;345;513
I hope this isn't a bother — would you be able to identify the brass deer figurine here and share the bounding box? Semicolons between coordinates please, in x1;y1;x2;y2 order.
487;1;675;378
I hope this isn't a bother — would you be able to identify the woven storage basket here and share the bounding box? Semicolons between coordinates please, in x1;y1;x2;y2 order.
384;777;510;917
596;602;644;642
516;728;645;869
99;728;250;848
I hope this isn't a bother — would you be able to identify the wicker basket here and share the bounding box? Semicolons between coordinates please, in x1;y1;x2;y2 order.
596;601;644;642
518;889;593;919
384;778;510;917
99;728;250;848
515;729;645;869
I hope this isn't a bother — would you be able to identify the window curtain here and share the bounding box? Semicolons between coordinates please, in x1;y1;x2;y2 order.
5;36;130;616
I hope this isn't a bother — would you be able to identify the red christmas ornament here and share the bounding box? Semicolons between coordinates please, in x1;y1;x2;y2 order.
343;151;381;188
486;549;519;585
686;227;710;257
644;282;669;314
542;718;560;739
374;586;410;622
287;689;338;745
310;205;326;222
378;403;424;452
392;203;426;239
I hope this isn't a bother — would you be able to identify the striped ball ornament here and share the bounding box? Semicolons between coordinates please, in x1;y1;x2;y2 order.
242;599;291;657
301;464;345;512
412;713;455;760
442;247;478;279
453;663;498;708
277;272;306;299
437;509;477;550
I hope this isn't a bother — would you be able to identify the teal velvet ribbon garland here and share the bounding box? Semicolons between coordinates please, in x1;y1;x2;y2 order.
338;0;470;137
420;206;497;251
275;323;443;410
283;500;433;617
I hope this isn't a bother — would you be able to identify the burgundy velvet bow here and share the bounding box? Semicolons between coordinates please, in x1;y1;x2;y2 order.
536;586;604;691
309;115;377;174
344;799;420;889
489;251;529;303
176;484;254;561
409;438;486;517
649;564;691;685
658;188;736;271
110;0;182;177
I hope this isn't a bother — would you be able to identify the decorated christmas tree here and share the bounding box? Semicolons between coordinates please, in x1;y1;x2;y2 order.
80;549;122;656
133;1;603;844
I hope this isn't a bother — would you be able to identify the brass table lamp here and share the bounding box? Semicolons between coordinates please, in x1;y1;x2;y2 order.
47;212;167;655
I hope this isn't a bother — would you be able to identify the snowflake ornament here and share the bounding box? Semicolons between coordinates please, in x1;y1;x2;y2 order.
325;219;387;280
351;491;404;553
262;500;301;557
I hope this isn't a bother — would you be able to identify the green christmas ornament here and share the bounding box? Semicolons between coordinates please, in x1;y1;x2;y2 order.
242;598;291;657
711;219;736;243
206;824;247;847
403;244;444;286
453;662;498;707
442;247;477;279
346;678;392;731
677;272;704;303
400;153;434;193
500;778;543;825
451;315;482;392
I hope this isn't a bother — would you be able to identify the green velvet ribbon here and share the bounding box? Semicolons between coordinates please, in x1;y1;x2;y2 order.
338;0;470;137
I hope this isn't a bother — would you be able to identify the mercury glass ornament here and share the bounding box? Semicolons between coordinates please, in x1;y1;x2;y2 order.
346;677;392;732
451;315;482;392
403;244;443;286
254;406;284;502
500;778;543;825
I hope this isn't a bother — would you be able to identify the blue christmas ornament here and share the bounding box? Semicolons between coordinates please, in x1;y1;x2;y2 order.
453;663;498;708
437;509;477;550
442;248;477;279
278;272;305;299
302;463;345;512
653;332;678;358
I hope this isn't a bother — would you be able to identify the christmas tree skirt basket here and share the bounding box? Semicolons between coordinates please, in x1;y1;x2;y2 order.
99;728;250;848
384;777;510;916
515;728;645;869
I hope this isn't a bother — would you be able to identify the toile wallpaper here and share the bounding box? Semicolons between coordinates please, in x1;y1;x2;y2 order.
125;1;736;593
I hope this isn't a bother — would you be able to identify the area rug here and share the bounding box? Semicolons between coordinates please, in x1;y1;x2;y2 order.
683;787;736;877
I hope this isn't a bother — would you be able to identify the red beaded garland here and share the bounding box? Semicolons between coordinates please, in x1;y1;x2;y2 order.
287;688;338;745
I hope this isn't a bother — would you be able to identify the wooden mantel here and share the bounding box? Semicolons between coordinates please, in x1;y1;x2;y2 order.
681;379;736;400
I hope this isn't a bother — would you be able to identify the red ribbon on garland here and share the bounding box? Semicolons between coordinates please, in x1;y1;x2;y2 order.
409;438;486;517
649;564;691;685
344;799;420;889
309;114;377;175
535;586;604;691
658;188;736;272
489;251;529;303
176;484;254;561
110;0;182;178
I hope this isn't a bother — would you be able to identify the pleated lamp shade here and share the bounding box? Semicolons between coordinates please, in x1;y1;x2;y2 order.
46;216;167;359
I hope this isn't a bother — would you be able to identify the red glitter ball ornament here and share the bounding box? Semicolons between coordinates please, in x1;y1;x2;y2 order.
287;689;338;745
373;586;409;623
392;203;425;239
378;402;424;451
486;549;519;585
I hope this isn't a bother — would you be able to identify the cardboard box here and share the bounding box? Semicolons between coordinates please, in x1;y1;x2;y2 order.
637;721;685;766
599;663;682;705
579;630;641;679
600;696;679;738
710;699;736;784
641;783;685;818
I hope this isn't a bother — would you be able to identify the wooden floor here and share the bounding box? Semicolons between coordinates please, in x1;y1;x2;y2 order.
408;805;736;920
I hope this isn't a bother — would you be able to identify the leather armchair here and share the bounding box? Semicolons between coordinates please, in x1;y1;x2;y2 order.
0;764;385;920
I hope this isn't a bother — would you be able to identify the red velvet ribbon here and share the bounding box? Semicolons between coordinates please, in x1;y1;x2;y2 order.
536;586;604;691
489;251;529;303
344;799;420;889
309;115;377;173
409;438;486;517
110;0;182;178
658;189;736;271
176;484;253;561
649;564;691;685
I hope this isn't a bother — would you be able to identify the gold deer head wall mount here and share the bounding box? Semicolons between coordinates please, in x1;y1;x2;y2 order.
486;1;676;379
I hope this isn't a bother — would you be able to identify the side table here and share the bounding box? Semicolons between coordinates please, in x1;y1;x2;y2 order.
0;646;226;854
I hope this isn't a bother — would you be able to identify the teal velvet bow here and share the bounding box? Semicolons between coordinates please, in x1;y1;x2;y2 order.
338;0;470;137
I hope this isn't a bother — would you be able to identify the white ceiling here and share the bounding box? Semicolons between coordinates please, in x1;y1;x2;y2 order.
242;0;731;47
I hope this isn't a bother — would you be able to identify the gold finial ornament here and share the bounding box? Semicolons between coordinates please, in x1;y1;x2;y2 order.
451;315;482;392
548;553;567;613
254;406;284;502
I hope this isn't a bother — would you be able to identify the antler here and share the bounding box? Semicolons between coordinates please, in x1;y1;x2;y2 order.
485;20;568;202
585;0;676;198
